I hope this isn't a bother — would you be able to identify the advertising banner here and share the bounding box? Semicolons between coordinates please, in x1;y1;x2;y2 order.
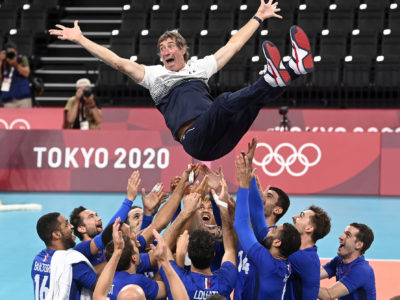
380;133;400;196
0;130;385;195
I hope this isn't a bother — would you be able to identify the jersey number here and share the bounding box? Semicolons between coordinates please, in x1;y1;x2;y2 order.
34;274;49;300
238;250;250;274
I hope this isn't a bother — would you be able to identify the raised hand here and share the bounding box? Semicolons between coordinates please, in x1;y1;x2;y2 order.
176;230;189;258
201;165;224;193
235;154;254;189
246;137;258;169
211;178;229;211
141;183;169;216
191;175;208;198
126;170;141;201
112;217;124;251
256;0;282;21
49;20;83;43
149;229;167;264
182;192;202;215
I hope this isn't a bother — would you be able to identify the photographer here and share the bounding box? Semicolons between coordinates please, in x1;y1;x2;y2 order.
63;78;102;129
0;41;32;108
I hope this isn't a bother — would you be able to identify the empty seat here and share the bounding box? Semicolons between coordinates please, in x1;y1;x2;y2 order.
158;0;184;10
350;32;378;58
356;7;385;34
31;0;59;9
110;31;136;58
129;0;153;12
96;63;126;86
296;9;324;40
342;56;372;87
235;36;257;62
374;55;400;87
197;34;226;58
218;62;248;91
237;9;254;28
137;33;159;64
388;7;400;30
319;31;348;58
363;0;390;9
20;8;47;34
178;9;206;36
327;8;356;34
6;31;34;57
149;8;177;33
216;0;241;12
187;0;213;12
311;56;341;87
333;0;360;10
120;9;148;33
381;33;400;57
304;0;330;10
0;8;18;32
207;9;235;35
1;0;28;8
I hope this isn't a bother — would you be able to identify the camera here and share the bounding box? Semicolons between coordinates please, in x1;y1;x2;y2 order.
279;106;288;116
82;88;93;98
6;50;16;60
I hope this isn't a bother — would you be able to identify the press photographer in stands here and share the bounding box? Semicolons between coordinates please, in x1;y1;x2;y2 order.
63;78;103;129
0;41;32;108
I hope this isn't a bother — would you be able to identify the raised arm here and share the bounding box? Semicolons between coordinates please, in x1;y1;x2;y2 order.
93;218;123;300
212;178;237;266
213;0;281;71
49;21;145;82
319;282;350;300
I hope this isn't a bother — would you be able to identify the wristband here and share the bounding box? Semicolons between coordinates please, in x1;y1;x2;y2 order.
212;193;228;208
252;15;263;25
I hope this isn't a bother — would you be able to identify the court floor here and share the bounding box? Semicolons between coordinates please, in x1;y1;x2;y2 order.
0;192;399;299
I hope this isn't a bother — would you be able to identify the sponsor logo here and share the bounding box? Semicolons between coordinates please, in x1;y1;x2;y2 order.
253;142;322;177
0;118;30;129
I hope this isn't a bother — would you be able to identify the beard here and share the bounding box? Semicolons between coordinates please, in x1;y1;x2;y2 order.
262;236;274;250
62;233;76;249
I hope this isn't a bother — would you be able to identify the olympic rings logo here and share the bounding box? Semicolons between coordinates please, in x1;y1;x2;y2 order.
0;118;31;129
253;142;322;177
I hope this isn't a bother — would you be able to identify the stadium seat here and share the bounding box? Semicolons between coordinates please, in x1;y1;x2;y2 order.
120;8;148;34
374;55;400;87
137;33;160;64
158;0;184;10
297;9;324;40
311;56;341;87
327;7;356;34
31;0;59;9
342;56;372;87
237;9;254;28
350;32;378;58
218;60;248;91
0;8;18;32
319;31;348;58
197;34;226;58
178;9;206;36
357;10;385;35
149;8;178;33
186;0;213;12
216;0;241;12
381;33;400;57
207;9;235;36
110;31;136;59
20;8;47;34
266;9;295;37
129;0;153;12
6;31;34;57
96;63;126;86
333;0;360;10
304;0;330;10
388;7;400;30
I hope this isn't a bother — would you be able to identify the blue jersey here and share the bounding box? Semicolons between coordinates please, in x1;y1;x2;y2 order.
31;249;97;300
108;271;159;300
284;246;320;300
160;260;237;300
233;242;257;300
324;256;376;300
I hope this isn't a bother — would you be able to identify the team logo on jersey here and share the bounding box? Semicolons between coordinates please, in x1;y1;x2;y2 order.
43;253;50;262
204;278;211;289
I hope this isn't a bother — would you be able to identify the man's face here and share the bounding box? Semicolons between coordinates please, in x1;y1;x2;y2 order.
197;200;216;226
337;226;361;258
264;225;283;250
127;207;143;234
159;37;186;72
262;189;279;218
79;209;103;239
57;215;76;249
292;209;315;234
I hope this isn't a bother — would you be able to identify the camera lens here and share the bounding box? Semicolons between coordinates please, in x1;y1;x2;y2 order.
82;88;92;98
6;50;16;60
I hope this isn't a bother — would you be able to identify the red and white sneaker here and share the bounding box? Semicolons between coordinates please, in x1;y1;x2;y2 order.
289;26;314;74
261;40;291;87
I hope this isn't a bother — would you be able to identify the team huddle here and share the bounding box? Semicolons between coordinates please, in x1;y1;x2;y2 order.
31;137;376;300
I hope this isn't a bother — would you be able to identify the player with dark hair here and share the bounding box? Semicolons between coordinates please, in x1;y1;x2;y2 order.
320;223;376;299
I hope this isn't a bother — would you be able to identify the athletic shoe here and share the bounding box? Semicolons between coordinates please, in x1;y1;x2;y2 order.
261;40;291;87
288;25;314;75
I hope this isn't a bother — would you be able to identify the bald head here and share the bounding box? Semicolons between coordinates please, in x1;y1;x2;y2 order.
117;284;145;300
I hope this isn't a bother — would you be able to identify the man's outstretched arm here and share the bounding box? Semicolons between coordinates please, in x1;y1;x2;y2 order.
213;0;281;71
49;20;145;82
